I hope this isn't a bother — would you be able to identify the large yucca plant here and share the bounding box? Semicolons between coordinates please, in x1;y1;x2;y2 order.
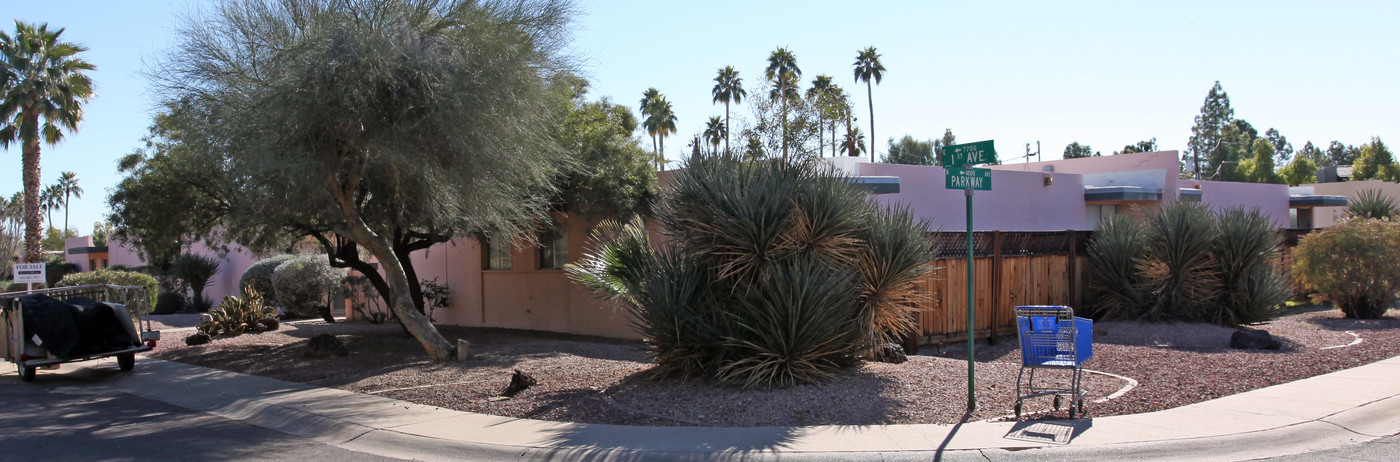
1137;201;1220;321
1083;214;1147;320
1213;207;1288;324
855;204;937;346
1344;188;1398;220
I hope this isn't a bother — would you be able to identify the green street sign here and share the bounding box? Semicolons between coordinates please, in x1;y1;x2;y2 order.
940;140;998;167
946;167;991;191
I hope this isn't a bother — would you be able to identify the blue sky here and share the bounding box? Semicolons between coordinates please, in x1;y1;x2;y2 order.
5;0;1399;235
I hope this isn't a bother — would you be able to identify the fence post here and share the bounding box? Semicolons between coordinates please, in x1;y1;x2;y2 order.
989;231;1003;345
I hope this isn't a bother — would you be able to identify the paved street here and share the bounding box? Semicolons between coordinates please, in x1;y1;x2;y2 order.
0;365;400;462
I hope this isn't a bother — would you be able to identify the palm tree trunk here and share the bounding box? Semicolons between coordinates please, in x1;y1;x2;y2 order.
63;192;70;238
652;136;659;170
22;133;42;263
866;81;875;163
781;87;789;160
659;135;666;170
831;120;837;157
724;102;731;156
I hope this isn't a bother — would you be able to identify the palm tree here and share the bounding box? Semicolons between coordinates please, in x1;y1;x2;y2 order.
806;75;835;156
853;46;885;163
703;116;725;155
57;171;80;235
765;47;801;159
842;121;866;157
639;88;661;157
642;93;677;170
0;22;96;262
711;66;745;155
40;184;62;231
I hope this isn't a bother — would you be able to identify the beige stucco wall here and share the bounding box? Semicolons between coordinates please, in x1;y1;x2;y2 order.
1302;180;1400;227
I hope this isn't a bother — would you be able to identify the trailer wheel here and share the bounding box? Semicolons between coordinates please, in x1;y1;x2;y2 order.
117;353;135;371
18;364;36;382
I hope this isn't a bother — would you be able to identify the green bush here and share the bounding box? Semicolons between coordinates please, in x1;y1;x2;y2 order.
56;270;161;314
1292;219;1400;319
568;155;937;387
154;292;187;315
199;287;276;337
1083;203;1288;325
239;255;296;305
271;255;346;318
45;260;81;287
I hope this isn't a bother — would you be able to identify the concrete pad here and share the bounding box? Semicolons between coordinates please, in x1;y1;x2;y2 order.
1107;406;1305;437
1320;394;1400;437
1190;393;1364;421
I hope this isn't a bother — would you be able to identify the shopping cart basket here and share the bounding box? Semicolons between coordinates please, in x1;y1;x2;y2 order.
1013;305;1092;419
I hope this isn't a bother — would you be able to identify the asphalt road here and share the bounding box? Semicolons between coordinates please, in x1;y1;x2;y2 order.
0;366;401;462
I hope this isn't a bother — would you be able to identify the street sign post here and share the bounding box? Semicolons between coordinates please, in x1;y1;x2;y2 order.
939;139;998;412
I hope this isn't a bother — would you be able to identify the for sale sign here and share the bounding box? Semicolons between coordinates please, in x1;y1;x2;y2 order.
12;263;45;284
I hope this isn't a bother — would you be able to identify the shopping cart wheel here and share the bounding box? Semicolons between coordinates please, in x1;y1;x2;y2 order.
117;353;135;371
1069;406;1076;419
18;364;36;382
1014;402;1022;419
1053;395;1061;410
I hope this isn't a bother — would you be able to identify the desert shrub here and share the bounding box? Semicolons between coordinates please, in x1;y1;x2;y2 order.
154;292;187;315
272;255;346;318
1344;188;1398;220
568;155;937;387
239;254;296;305
56;269;161;313
1083;203;1288;325
420;278;450;322
170;253;221;312
199;287;276;337
1292;219;1400;319
45;260;81;287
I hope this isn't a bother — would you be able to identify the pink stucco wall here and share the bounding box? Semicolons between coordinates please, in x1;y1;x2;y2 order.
858;162;1088;231
102;238;260;303
1194;180;1291;227
989;150;1183;204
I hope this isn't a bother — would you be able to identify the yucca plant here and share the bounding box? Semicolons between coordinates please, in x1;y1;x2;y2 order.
1344;188;1398;220
854;204;937;346
1213;207;1288;324
1137;201;1220;322
1083;214;1148;320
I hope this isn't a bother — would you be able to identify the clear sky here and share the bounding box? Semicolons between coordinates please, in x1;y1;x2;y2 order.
4;0;1399;236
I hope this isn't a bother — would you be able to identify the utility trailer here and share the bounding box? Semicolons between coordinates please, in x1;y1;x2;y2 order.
2;284;160;382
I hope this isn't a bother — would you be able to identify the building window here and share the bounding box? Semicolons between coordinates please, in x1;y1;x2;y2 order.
89;259;96;271
484;234;512;270
538;226;568;270
102;259;108;269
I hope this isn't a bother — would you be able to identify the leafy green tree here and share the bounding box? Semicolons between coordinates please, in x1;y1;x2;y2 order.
91;220;112;246
1186;81;1234;178
1297;141;1328;167
149;0;577;362
738;79;821;159
0;21;95;262
853;46;885;163
1114;138;1158;155
933;129;957;166
882;135;934;165
1352;137;1399;182
556;85;656;218
765;47;801;159
1240;139;1284;184
1327;141;1360;166
41;226;66;251
57;171;80;234
1279;154;1318;186
710;66;745;155
1063;141;1099;159
1264;128;1293;163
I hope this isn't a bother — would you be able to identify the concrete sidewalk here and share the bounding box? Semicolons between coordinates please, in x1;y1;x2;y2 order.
22;354;1400;461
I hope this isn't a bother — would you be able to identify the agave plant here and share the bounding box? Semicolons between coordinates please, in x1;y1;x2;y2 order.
569;154;936;387
1344;188;1398;220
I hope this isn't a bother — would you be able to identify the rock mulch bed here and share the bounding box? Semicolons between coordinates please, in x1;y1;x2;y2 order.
146;305;1400;426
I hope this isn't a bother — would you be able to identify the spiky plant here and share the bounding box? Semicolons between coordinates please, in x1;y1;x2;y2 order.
1213;207;1288;324
1344;188;1398;220
854;204;937;346
1083;214;1147;320
1137;201;1220;321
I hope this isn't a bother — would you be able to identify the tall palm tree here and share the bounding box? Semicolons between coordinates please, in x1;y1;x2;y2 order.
0;21;96;262
842;119;866;157
651;97;677;169
806;75;834;156
711;66;745;155
703;116;725;155
765;47;801;159
40;183;63;231
853;46;885;163
639;87;661;157
57;170;80;235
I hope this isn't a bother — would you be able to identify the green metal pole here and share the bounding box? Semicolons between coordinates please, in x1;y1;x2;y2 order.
966;187;976;411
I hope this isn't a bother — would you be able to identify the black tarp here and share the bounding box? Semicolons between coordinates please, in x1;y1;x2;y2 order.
16;294;138;359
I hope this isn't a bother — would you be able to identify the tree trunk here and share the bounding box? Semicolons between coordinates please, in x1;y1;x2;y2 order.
22;110;42;263
867;82;876;163
724;103;730;156
659;135;665;169
327;177;454;362
781;86;789;160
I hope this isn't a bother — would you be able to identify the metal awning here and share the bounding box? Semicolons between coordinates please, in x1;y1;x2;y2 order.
1289;195;1347;208
1085;185;1162;202
850;176;900;194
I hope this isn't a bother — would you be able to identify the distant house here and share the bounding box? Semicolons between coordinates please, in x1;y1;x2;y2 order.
64;236;259;303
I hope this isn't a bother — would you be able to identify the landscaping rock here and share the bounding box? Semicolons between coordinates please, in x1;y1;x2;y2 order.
457;339;474;361
305;333;349;358
1230;329;1281;350
873;343;908;364
502;369;537;397
256;318;279;332
185;332;211;346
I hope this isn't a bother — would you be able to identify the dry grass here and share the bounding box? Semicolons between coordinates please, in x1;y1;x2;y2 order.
147;304;1400;426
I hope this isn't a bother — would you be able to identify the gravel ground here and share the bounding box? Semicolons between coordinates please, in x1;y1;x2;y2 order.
147;304;1400;426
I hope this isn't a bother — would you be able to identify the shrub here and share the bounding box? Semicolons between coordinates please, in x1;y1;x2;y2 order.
1083;203;1289;325
420;278;450;322
239;255;296;305
199;287;276;337
45;260;81;287
272;255;346;319
56;270;161;314
171;253;221;312
568;155;937;387
1292;219;1400;319
154;292;187;315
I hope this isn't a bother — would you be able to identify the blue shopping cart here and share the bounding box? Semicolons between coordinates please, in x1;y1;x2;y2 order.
1014;305;1093;419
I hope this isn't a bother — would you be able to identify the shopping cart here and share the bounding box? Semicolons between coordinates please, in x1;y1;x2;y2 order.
1013;305;1092;419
